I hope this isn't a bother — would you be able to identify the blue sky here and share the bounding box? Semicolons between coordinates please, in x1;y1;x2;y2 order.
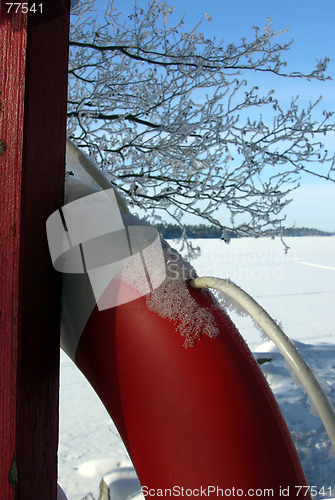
87;0;335;231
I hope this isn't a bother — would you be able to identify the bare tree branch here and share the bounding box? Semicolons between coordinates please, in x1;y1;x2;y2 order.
67;0;335;250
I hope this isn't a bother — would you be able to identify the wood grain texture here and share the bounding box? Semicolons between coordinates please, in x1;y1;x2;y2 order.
0;2;70;498
0;7;28;499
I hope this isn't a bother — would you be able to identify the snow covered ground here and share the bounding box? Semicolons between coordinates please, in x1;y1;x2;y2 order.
58;236;335;500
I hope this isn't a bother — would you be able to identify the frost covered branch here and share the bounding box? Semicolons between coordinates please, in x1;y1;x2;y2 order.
68;0;335;244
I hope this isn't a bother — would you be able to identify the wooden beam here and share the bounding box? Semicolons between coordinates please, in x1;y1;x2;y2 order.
0;2;70;498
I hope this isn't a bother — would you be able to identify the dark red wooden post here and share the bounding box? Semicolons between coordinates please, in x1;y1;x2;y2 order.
0;1;70;498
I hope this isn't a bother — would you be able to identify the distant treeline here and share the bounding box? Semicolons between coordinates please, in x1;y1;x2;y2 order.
281;227;334;237
155;223;334;239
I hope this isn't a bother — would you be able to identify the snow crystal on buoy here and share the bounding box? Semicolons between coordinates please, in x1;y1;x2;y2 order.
146;243;220;348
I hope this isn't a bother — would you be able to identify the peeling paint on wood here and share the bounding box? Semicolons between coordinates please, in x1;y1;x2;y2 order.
8;455;18;491
0;139;6;155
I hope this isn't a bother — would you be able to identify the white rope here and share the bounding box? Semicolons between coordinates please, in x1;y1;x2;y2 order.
189;276;335;451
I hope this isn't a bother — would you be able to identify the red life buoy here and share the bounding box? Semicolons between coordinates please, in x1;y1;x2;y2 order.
47;144;311;498
72;278;310;497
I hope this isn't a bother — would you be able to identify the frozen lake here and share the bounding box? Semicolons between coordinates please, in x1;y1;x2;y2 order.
58;236;335;500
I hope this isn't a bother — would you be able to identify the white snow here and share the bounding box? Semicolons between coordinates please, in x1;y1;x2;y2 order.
58;236;335;500
146;245;220;348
